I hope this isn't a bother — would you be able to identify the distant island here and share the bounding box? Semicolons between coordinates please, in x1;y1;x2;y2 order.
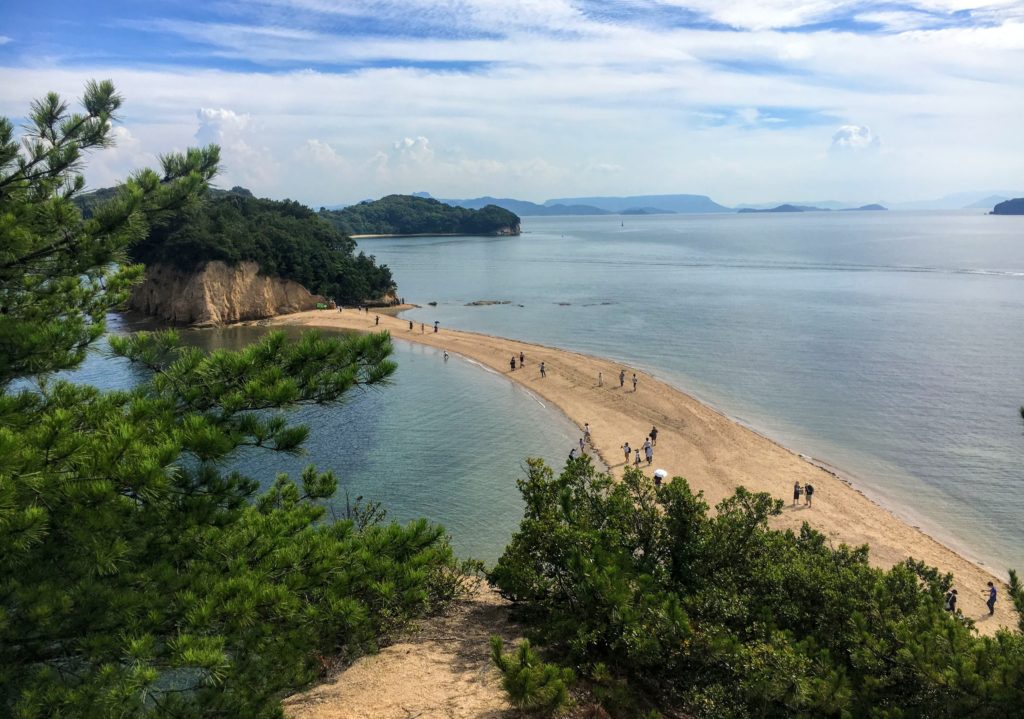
738;203;887;213
433;192;728;215
320;194;521;236
544;193;730;214
620;206;676;215
991;198;1024;215
437;194;610;216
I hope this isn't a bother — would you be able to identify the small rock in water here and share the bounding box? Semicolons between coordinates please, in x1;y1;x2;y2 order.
465;300;512;306
428;301;437;306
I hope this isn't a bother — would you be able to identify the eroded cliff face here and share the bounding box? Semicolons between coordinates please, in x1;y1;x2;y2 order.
128;260;325;326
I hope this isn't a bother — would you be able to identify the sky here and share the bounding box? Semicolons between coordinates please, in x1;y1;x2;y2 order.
1;0;1022;206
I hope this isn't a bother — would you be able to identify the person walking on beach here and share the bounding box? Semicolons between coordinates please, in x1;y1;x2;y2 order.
632;373;638;392
598;371;603;386
443;350;449;362
519;351;525;366
579;437;586;454
944;588;958;613
793;481;802;506
409;320;413;331
540;361;546;378
434;320;439;333
375;315;379;326
805;483;814;507
622;442;631;464
985;581;997;616
619;369;625;388
510;356;516;371
643;438;653;465
583;423;591;445
650;426;658;446
421;323;425;333
634;449;642;467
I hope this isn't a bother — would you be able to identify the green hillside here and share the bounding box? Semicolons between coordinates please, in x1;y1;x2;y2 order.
320;194;521;236
116;189;395;303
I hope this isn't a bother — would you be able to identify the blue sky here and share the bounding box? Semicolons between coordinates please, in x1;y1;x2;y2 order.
1;0;1022;205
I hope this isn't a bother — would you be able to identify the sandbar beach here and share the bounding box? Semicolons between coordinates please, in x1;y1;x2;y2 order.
269;307;1016;633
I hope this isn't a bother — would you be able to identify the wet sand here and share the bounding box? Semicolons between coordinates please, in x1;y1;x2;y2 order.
270;307;1015;633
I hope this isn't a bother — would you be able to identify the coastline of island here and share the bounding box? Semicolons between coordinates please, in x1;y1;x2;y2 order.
267;307;1015;633
347;231;517;239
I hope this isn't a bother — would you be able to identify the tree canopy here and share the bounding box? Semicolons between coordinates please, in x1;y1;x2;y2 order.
124;188;395;304
319;194;521;236
1;82;466;717
490;458;1024;718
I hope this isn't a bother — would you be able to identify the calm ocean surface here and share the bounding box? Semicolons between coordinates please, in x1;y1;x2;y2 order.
360;211;1024;573
65;321;579;564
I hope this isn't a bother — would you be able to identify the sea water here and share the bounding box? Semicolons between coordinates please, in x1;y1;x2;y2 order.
363;211;1024;573
55;320;579;564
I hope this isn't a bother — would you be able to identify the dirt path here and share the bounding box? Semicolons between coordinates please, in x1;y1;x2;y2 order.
284;584;520;719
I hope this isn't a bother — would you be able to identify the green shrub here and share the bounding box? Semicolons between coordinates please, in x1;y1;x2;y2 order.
490;457;1024;718
490;636;575;715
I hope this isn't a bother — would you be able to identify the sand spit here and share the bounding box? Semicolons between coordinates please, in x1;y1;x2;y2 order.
270;308;1015;635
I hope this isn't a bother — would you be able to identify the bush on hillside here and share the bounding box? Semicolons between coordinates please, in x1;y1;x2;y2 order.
490;457;1024;718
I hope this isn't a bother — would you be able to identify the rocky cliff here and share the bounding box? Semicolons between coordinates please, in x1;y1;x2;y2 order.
128;260;325;326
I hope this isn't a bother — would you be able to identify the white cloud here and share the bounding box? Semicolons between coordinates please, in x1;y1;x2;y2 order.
196;107;251;145
195;107;278;192
390;136;434;166
84;126;159;189
830;125;881;151
2;1;1023;205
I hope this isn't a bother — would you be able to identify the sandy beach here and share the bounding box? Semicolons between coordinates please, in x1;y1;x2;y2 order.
269;307;1015;633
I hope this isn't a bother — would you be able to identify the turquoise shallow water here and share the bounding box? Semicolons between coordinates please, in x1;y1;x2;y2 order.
61;321;579;564
361;211;1024;573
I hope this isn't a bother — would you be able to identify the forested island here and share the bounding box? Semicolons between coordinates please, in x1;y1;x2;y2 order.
319;194;521;236
129;188;394;304
992;198;1024;215
738;203;887;213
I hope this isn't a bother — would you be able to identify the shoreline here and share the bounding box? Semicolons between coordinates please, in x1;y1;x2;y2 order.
266;307;1016;633
348;232;519;239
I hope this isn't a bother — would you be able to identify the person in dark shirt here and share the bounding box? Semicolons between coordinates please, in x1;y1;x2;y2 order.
985;581;997;616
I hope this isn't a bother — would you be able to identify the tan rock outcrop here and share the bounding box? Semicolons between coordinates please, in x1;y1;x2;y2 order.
128;260;325;326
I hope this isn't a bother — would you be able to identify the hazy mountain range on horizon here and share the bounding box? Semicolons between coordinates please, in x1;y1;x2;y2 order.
321;190;1024;215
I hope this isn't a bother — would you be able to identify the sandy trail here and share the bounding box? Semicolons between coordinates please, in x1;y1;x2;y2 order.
270;307;1015;633
283;583;520;719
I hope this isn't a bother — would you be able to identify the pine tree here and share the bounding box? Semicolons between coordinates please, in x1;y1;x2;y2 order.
491;458;1024;718
1;83;462;717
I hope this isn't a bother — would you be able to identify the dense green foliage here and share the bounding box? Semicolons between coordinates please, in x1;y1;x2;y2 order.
130;190;395;304
1;84;465;717
491;637;575;713
319;194;521;236
0;81;218;387
490;458;1024;718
